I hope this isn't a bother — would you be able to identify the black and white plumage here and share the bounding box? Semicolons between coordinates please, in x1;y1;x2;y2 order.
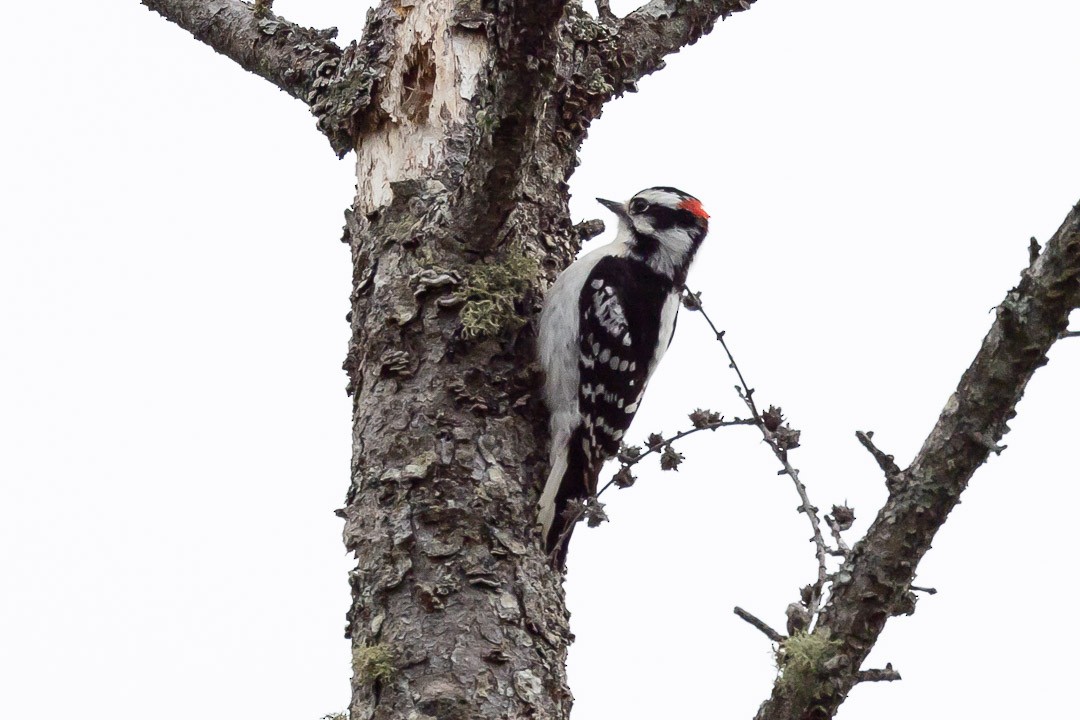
537;187;710;566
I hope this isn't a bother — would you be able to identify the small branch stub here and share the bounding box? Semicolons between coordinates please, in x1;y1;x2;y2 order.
574;218;606;242
856;665;902;683
855;430;901;482
734;606;785;643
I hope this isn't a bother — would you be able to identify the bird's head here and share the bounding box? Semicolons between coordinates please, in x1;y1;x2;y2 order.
597;186;710;284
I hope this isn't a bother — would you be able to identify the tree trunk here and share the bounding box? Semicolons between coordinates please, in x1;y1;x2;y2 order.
336;2;578;713
327;3;747;715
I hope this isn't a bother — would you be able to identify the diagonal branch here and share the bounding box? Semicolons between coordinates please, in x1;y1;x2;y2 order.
552;1;760;147
754;200;1080;719
141;0;387;156
606;0;759;94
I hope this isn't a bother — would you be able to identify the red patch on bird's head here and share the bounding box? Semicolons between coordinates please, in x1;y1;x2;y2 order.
679;198;709;220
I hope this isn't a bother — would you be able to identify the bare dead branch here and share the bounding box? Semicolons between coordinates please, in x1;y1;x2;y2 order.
910;585;938;595
141;0;385;156
855;430;901;483
141;0;339;97
734;606;785;643
605;1;759;94
1059;329;1080;339
754;200;1080;719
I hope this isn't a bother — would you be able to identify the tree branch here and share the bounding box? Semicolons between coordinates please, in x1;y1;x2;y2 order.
755;200;1080;719
606;0;759;93
734;606;785;643
141;0;386;156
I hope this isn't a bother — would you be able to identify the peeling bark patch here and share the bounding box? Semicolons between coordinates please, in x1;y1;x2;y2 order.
401;40;436;122
354;0;488;211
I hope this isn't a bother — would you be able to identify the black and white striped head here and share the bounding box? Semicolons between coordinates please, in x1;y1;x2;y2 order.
598;187;710;285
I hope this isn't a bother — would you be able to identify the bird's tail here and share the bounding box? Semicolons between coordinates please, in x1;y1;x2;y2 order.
537;424;598;569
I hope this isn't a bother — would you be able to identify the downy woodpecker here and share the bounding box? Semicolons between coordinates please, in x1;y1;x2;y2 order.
537;187;710;566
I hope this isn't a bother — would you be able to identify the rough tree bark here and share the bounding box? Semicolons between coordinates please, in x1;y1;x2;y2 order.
138;1;1080;719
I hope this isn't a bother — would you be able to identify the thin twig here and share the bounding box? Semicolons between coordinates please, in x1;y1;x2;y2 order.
599;417;756;495
684;289;759;417
686;287;832;619
547;416;754;565
910;585;938;595
734;606;785;643
1059;329;1080;339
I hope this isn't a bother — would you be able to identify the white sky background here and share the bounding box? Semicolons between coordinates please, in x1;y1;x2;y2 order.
2;0;1079;718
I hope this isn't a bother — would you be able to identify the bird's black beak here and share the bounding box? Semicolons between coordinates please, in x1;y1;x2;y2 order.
596;197;628;220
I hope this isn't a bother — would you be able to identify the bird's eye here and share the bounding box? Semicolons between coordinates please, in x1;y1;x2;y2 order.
629;198;649;214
